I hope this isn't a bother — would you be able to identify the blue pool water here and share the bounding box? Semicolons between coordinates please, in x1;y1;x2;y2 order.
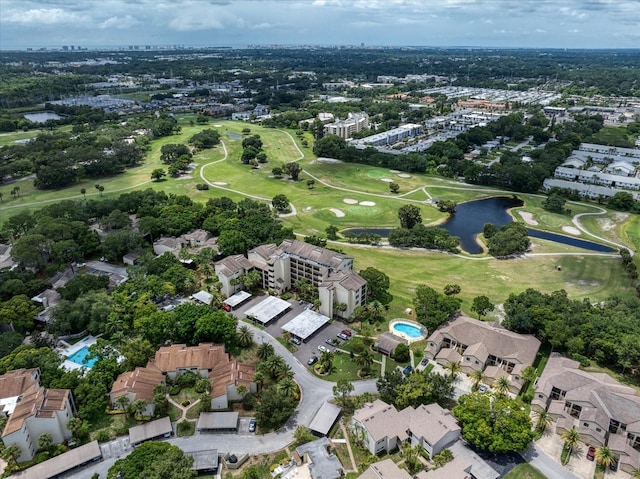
393;323;424;338
66;346;97;368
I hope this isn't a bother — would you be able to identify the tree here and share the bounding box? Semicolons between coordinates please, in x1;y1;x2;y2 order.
453;393;535;453
561;427;581;452
95;184;104;196
393;343;410;363
38;433;53;451
130;399;148;418
413;285;461;333
1;444;20;465
377;369;404;405
486;222;530;257
398;204;422;229
389;182;400;194
256;342;274;360
595;446;614;469
333;379;354;409
470;369;486;390
114;395;131;416
542;193;566;213
493;376;511;396
471;295;495;319
356;350;374;375
108;441;196;479
283;161;302;181
443;361;462;380
151;168;166;182
326;225;339;240
254;388;297;431
443;284;461;296
238;325;254;348
307;179;315;189
532;409;553;433
359;267;391;305
294;426;315;446
401;442;422;474
319;351;333;374
277;377;297;397
80;188;86;199
271;194;290;212
395;372;454;409
271;166;283;178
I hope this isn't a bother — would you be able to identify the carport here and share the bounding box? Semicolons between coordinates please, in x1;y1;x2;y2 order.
184;447;218;473
197;412;239;432
129;416;172;445
244;296;291;325
224;290;252;310
308;401;341;436
282;310;330;342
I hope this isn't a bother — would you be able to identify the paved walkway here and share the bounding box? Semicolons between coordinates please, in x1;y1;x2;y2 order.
167;395;200;423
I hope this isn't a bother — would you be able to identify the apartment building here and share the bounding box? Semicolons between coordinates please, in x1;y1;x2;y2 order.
216;239;367;319
324;112;369;139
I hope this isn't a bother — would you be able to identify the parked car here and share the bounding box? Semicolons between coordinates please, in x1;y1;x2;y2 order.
248;418;256;432
420;357;428;366
587;446;596;461
307;356;318;366
222;304;231;312
325;338;335;346
403;365;413;376
341;329;352;337
318;345;330;353
478;385;488;393
337;333;349;341
290;337;301;345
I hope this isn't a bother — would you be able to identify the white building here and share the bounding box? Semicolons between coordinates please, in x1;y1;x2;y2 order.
324;112;370;139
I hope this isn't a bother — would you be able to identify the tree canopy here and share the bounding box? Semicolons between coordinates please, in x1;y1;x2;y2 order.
108;441;196;479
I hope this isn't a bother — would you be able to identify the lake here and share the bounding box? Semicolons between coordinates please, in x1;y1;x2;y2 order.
23;111;63;123
344;196;616;254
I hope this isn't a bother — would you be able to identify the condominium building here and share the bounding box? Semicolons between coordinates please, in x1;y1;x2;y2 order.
324;112;369;139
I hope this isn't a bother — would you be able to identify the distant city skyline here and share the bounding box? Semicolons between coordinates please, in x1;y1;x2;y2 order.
1;0;640;51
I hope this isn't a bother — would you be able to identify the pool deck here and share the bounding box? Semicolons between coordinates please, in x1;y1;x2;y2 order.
58;335;97;371
388;319;427;344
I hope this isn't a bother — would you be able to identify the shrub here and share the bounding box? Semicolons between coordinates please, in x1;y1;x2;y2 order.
281;292;292;300
94;429;111;443
34;452;50;463
394;343;410;363
176;371;197;388
195;183;209;190
181;400;191;407
114;423;130;436
169;385;181;396
242;393;256;410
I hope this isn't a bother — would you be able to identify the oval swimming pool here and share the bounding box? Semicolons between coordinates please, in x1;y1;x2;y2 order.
389;319;427;343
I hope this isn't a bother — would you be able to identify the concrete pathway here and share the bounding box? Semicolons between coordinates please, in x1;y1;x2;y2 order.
338;422;358;473
167;395;200;423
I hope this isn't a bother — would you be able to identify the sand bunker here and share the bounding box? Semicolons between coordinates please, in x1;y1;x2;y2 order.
213;181;228;186
389;169;401;174
518;211;538;226
562;226;581;235
380;178;394;182
304;207;312;212
214;124;222;127
397;173;411;178
343;198;358;204
359;201;376;206
329;208;345;218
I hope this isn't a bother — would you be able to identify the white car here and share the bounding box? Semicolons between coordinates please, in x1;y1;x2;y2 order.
317;345;330;353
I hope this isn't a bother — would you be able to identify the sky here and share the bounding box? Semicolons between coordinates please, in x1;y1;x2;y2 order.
1;0;639;50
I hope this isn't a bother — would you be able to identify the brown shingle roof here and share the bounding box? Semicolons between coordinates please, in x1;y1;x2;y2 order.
279;239;352;270
0;369;40;400
149;343;228;372
3;388;69;437
427;315;540;366
110;366;165;403
328;270;367;292
215;254;253;276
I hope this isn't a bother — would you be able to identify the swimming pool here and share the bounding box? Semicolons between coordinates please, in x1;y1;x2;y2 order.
66;346;98;368
389;319;427;343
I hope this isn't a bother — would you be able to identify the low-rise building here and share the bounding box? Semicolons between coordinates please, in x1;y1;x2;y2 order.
532;354;640;473
424;315;540;394
351;399;460;457
109;366;165;417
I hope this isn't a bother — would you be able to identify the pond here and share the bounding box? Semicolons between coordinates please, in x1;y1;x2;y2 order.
344;196;616;254
227;132;242;140
23;111;63;123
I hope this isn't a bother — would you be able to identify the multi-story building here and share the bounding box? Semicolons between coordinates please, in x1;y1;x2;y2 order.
0;369;76;462
424;315;540;394
324;112;369;139
349;123;423;148
533;354;640;474
215;239;367;319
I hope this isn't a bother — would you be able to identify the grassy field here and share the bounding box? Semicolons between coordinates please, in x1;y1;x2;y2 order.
1;120;637;313
503;464;547;479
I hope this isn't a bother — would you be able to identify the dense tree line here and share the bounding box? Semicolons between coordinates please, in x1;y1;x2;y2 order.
503;289;640;375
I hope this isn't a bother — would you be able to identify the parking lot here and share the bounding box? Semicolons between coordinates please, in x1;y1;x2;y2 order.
232;294;354;368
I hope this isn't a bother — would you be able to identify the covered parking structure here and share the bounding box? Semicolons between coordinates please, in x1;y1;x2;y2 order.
196;412;239;433
308;401;341;436
223;290;252;310
184;447;219;473
244;296;291;325
281;310;331;342
129;416;173;446
11;441;102;479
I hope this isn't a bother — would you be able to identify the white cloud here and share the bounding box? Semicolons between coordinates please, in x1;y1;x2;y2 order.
99;15;140;30
3;7;82;25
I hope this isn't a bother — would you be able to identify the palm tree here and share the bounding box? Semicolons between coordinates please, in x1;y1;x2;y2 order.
493;376;511;396
595;446;614;469
130;399;148;419
236;384;248;397
561;427;581;452
443;361;462;380
631;468;640;479
80;188;86;199
66;417;84;441
114;395;131;416
471;369;485;390
265;355;286;379
356;350;373;374
532;409;553;432
277;363;294;380
277;378;297;397
238;325;254;348
256;342;274;360
320;351;334;374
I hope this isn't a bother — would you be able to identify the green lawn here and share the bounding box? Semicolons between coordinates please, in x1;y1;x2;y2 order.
503;464;547;479
313;351;381;381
